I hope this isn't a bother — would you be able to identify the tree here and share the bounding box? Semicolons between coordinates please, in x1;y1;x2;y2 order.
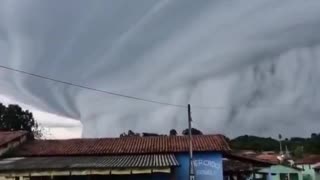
293;146;304;158
311;133;319;139
0;103;42;138
120;130;140;137
142;132;160;137
169;129;177;136
182;128;203;135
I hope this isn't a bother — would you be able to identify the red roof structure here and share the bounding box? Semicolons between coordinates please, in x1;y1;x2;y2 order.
224;153;276;166
11;134;230;156
0;131;28;147
296;155;320;165
254;154;280;164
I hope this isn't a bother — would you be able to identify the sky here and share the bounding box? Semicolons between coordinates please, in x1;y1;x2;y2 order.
0;0;320;139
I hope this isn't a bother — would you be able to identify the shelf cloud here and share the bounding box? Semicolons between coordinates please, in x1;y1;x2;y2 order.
0;0;320;138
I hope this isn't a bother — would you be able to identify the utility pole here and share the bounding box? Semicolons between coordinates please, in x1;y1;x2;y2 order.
188;104;195;180
279;134;283;155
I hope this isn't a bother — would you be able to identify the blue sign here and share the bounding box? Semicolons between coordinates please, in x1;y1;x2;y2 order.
193;153;222;180
194;159;221;177
175;153;223;180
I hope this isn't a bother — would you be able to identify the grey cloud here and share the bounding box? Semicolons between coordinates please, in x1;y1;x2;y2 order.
0;0;319;138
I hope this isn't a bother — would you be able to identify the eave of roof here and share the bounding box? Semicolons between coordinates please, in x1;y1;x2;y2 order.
223;153;276;166
0;154;179;172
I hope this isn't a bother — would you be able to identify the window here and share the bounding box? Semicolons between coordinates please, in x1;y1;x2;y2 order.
280;173;288;180
290;173;299;180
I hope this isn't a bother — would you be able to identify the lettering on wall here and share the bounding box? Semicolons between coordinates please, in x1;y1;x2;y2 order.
194;159;221;177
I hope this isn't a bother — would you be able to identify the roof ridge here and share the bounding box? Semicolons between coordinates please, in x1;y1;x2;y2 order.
36;134;226;141
10;134;230;156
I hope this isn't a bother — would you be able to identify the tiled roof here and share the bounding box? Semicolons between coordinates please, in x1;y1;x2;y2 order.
296;155;320;164
0;154;179;172
0;131;28;147
224;153;275;166
254;154;279;164
11;134;230;156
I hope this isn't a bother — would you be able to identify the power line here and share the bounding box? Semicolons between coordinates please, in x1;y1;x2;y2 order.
0;65;187;108
0;64;298;111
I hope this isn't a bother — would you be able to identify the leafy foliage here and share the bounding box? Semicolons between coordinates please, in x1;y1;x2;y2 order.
230;134;320;155
0;103;42;138
182;128;203;135
169;129;177;136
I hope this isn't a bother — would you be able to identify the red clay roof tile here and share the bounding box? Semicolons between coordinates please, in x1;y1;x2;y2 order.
11;134;230;156
0;131;28;147
254;154;279;164
296;155;320;164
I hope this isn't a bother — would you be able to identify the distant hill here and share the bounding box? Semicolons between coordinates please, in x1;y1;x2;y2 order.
229;133;320;156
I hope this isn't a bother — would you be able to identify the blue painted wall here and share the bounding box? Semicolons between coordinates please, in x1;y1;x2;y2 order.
123;152;223;180
175;152;223;180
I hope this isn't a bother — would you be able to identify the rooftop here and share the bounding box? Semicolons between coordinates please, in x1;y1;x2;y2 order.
254;154;280;164
0;154;179;172
0;131;28;147
9;134;230;156
296;154;320;165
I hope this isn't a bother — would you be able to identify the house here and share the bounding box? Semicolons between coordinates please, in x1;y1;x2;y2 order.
313;164;320;180
258;165;302;180
223;153;276;180
0;131;29;156
0;131;230;180
0;131;31;180
296;155;320;180
227;151;305;180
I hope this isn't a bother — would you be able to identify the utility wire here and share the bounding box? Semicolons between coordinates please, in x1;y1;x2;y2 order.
0;65;187;108
0;64;297;110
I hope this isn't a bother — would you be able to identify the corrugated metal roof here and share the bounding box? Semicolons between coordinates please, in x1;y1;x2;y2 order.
11;134;230;156
0;154;179;172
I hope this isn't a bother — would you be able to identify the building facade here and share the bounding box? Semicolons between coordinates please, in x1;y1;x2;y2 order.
0;131;230;180
296;155;320;180
314;165;320;180
258;165;302;180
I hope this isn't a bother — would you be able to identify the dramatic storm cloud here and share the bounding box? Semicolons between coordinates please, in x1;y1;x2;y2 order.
0;0;320;138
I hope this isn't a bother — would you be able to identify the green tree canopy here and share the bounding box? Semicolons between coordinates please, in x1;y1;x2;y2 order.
0;103;42;138
182;128;203;135
230;134;320;155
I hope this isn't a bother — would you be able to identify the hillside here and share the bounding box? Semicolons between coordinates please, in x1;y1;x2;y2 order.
230;133;320;156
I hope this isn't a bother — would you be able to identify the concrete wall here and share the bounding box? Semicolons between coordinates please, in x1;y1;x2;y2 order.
175;152;223;180
315;172;320;180
297;164;320;180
